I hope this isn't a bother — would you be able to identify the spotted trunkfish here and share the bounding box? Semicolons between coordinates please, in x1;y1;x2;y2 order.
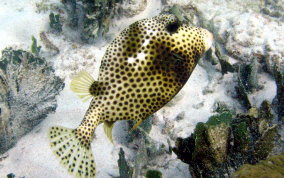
48;14;213;177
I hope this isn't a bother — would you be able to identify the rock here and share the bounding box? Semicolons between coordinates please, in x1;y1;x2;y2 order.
117;0;147;18
80;0;119;42
0;48;64;154
233;153;284;178
173;101;281;177
261;0;284;21
61;0;120;42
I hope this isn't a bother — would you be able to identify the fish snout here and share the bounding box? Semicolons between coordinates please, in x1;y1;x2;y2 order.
202;29;214;51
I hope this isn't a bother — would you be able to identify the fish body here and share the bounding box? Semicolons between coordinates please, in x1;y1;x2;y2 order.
49;14;213;177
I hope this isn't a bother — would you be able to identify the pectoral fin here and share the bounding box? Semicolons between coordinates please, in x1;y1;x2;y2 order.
70;71;100;102
103;121;115;143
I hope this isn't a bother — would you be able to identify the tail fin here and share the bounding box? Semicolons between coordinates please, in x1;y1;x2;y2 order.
48;126;96;177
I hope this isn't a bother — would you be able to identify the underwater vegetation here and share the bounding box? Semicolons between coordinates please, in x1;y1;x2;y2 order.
49;12;62;33
0;47;64;154
0;0;283;177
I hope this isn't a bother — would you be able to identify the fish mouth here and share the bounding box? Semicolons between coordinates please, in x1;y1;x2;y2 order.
203;29;214;51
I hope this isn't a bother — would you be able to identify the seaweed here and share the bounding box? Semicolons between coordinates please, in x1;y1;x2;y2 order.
146;170;163;178
49;12;62;33
118;148;133;178
215;44;235;75
235;73;252;110
31;36;41;56
273;63;284;122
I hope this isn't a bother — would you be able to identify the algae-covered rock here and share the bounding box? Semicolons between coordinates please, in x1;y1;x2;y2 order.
206;112;232;164
231;120;250;153
233;153;284;178
173;101;280;177
0;48;64;154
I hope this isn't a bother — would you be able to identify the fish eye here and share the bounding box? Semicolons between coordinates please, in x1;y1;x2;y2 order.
166;22;180;34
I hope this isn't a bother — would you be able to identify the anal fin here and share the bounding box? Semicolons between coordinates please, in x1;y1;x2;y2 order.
70;70;99;102
103;121;115;143
129;120;143;132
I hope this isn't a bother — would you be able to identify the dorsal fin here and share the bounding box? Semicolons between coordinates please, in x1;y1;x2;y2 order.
70;71;99;102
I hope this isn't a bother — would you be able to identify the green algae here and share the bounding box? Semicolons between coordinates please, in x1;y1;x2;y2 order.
233;153;284;178
31;36;41;56
146;170;163;178
232;120;250;153
118;148;133;178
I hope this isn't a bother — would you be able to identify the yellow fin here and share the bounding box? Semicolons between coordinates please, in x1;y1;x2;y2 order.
103;121;115;143
129;120;143;132
70;71;95;102
48;126;96;177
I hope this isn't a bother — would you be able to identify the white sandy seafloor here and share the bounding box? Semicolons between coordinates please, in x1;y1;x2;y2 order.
0;0;281;177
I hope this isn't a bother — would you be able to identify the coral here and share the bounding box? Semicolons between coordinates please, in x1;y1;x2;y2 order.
233;153;284;178
173;101;280;177
0;48;64;154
